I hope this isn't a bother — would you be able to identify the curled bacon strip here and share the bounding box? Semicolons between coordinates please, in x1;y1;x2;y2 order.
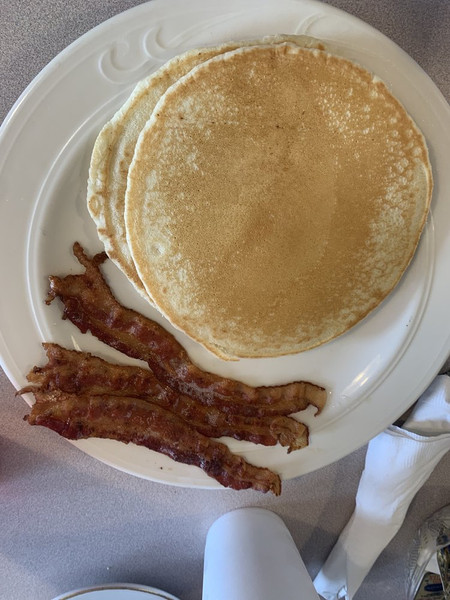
24;343;308;451
46;243;326;417
25;390;281;495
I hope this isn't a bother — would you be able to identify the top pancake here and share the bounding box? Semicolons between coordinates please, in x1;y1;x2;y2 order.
87;35;324;301
125;42;432;360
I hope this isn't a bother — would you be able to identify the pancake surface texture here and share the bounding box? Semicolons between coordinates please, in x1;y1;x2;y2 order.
87;35;323;301
125;43;432;359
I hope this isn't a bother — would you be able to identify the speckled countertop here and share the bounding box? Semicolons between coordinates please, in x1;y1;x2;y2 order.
0;1;449;599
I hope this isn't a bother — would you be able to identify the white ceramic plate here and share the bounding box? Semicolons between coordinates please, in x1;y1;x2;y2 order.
1;0;450;489
52;583;179;600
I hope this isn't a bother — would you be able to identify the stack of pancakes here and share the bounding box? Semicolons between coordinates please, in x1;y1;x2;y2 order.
87;35;432;360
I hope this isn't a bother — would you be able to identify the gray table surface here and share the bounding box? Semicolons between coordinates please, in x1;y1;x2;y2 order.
1;1;449;599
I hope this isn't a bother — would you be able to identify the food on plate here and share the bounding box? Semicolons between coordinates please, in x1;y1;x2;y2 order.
87;34;325;302
25;389;281;495
125;41;432;359
24;343;309;450
21;242;327;493
46;243;327;416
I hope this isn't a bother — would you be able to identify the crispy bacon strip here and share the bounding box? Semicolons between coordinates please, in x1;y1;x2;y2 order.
46;243;326;417
25;390;281;495
23;343;308;452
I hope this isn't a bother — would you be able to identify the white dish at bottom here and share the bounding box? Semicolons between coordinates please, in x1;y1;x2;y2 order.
52;583;179;600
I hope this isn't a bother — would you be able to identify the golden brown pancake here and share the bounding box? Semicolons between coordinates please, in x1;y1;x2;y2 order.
124;42;432;360
87;35;324;301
